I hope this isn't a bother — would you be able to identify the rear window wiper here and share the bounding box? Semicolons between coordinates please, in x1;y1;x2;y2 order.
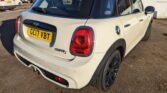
32;7;47;14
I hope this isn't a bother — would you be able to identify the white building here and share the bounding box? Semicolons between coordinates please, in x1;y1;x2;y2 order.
142;0;167;19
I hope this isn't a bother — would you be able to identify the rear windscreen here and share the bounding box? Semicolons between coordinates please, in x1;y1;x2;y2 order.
31;0;94;18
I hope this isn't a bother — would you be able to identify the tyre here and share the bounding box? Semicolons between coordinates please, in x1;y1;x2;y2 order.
0;21;2;26
92;50;122;91
30;0;35;3
142;22;152;41
8;7;16;10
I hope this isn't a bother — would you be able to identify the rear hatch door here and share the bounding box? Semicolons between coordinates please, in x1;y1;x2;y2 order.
20;12;88;60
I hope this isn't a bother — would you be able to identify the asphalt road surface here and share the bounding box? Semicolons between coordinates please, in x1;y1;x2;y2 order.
0;8;167;93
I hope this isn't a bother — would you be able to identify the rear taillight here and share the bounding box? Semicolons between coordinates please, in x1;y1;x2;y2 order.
16;16;21;33
70;27;94;56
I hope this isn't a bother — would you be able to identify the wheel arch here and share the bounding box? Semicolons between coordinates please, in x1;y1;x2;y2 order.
106;39;126;59
116;39;126;59
90;39;126;86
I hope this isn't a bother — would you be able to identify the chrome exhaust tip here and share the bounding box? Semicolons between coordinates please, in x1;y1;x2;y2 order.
28;64;40;74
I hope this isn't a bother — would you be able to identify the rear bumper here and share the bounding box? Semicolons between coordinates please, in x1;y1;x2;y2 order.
14;34;105;89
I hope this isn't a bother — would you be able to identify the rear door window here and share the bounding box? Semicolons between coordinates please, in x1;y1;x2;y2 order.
131;0;144;13
117;0;132;16
91;0;117;18
104;0;117;16
104;0;117;17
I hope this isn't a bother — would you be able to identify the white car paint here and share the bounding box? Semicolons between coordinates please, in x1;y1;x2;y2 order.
21;0;29;3
0;0;23;10
14;0;22;5
142;0;167;18
14;0;154;90
0;0;18;10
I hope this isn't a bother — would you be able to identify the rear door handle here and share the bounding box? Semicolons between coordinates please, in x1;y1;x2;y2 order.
124;24;131;28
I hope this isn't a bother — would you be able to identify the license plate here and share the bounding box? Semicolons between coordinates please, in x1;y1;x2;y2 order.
27;27;53;43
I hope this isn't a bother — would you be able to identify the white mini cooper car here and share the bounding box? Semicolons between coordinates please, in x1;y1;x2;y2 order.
14;0;154;91
0;0;17;10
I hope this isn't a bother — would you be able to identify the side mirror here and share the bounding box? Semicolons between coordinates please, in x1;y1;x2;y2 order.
145;6;155;15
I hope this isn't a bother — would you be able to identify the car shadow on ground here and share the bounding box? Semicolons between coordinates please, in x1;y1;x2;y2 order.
0;19;16;55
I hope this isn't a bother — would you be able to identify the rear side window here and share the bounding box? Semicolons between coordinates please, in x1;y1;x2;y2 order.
117;0;132;16
131;0;144;13
104;0;117;17
91;0;117;18
32;0;94;18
